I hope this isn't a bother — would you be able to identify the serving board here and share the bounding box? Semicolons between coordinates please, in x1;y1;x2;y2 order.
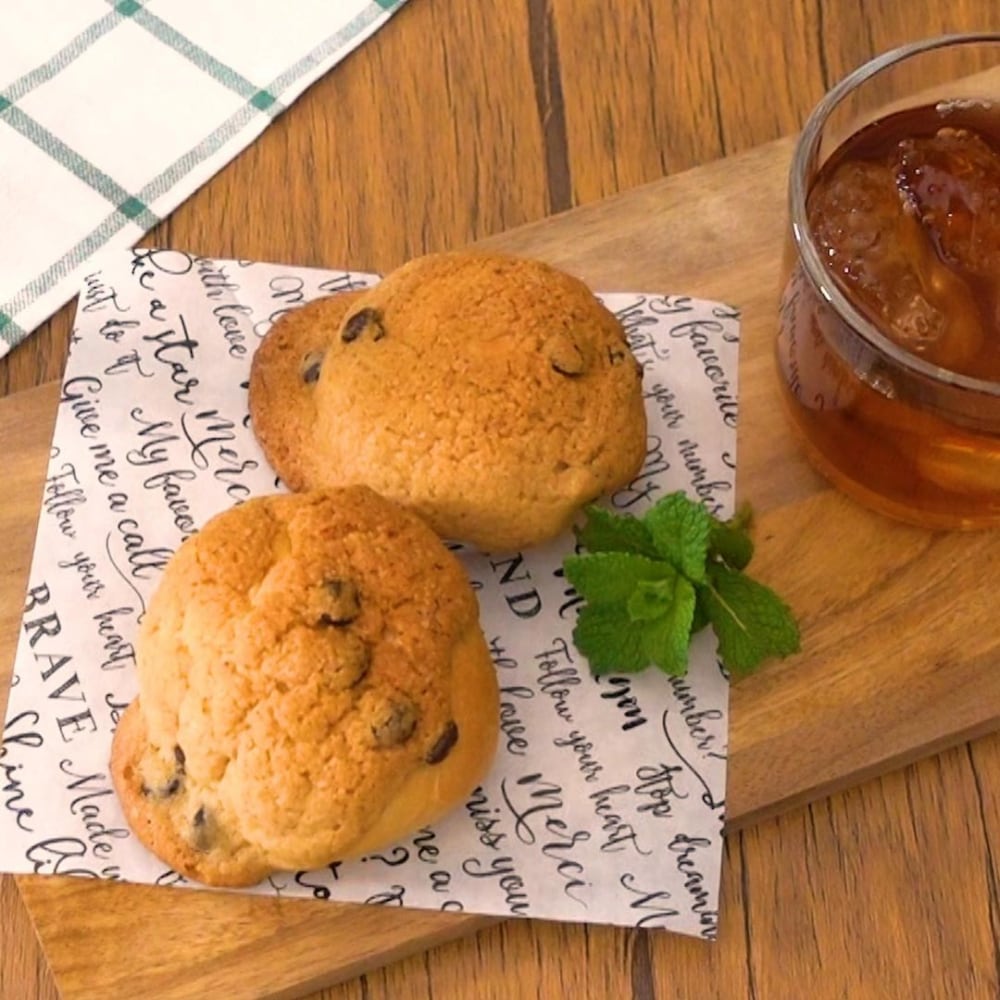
3;136;999;1000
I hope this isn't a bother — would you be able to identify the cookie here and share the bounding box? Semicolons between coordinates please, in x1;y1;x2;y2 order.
248;252;647;551
110;487;499;887
248;290;365;488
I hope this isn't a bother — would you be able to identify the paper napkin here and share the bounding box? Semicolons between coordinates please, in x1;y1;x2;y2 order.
0;251;739;937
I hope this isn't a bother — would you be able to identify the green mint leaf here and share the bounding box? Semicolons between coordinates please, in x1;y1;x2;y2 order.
564;551;674;605
638;575;697;675
574;504;658;558
700;564;800;674
642;491;712;582
691;590;710;634
708;517;754;571
564;492;801;683
724;501;753;534
626;576;679;622
573;574;696;677
572;602;648;674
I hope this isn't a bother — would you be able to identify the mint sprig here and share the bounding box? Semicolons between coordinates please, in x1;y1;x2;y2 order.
564;493;799;678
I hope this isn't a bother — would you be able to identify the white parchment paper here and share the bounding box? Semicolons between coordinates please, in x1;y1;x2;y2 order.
0;250;740;938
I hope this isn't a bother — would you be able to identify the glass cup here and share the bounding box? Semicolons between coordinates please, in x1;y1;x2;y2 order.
776;34;1000;529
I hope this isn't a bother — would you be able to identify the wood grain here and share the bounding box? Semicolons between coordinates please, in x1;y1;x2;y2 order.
3;1;1000;999
4;124;1000;1000
0;877;57;1000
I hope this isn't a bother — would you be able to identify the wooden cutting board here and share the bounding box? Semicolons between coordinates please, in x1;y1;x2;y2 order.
4;135;1000;1000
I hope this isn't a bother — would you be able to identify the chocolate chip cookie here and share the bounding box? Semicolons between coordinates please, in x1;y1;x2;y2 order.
110;487;499;887
248;252;647;551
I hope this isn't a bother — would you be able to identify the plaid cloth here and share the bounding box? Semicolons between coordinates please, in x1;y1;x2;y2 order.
0;0;407;359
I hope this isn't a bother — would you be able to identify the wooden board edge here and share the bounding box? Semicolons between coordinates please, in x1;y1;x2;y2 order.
254;916;501;1000
725;714;1000;832
11;872;497;1000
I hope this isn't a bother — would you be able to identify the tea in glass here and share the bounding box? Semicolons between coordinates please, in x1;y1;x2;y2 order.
777;35;1000;528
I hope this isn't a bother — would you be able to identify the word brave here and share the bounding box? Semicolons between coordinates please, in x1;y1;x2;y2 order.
22;584;97;742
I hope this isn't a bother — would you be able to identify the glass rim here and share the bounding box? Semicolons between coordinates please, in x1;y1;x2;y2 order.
789;32;1000;397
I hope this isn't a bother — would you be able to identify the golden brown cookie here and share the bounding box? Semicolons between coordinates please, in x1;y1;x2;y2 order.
110;487;499;887
248;252;647;551
248;290;364;489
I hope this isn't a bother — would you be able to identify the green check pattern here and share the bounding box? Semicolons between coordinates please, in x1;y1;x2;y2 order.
0;0;407;354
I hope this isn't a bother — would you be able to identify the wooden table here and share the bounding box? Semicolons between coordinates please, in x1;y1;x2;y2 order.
3;3;999;998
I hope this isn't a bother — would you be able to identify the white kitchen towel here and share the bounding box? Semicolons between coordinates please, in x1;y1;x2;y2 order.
0;0;408;358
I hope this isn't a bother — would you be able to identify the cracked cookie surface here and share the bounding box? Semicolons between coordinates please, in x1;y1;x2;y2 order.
110;486;499;887
248;252;647;552
248;290;365;491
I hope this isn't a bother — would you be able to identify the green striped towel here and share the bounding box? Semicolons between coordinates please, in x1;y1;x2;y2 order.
0;0;407;359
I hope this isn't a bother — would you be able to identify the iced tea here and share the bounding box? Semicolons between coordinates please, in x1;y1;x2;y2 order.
778;97;1000;528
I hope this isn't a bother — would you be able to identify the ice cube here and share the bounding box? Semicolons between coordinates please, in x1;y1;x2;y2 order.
808;158;985;372
809;161;901;268
895;126;1000;276
889;288;948;349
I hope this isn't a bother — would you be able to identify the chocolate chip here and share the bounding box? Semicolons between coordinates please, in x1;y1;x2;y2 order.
425;721;458;764
341;308;385;343
607;346;627;365
319;578;360;626
349;648;371;687
140;747;186;799
552;360;584;377
140;775;182;799
191;806;213;851
547;333;586;377
300;351;324;384
372;700;418;747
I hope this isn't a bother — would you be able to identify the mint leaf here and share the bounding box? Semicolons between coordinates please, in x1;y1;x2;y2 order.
564;552;673;605
638;575;697;675
626;576;679;622
691;591;710;634
700;563;800;674
731;502;753;533
572;602;647;674
575;505;658;558
643;491;712;582
708;517;754;570
563;492;800;682
573;574;696;677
